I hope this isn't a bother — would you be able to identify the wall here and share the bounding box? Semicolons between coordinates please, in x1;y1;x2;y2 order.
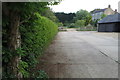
98;23;120;32
104;8;115;15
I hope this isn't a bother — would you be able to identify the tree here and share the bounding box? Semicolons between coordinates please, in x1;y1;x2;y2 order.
101;14;107;19
55;12;75;24
58;22;63;27
85;15;92;26
91;19;100;27
75;10;89;20
91;14;107;27
75;20;85;27
2;2;59;78
74;9;92;26
41;7;59;23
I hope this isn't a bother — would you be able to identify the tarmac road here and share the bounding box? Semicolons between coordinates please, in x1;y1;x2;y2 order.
37;29;118;78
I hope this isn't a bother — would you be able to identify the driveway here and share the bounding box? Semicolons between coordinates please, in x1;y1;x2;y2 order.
37;29;118;78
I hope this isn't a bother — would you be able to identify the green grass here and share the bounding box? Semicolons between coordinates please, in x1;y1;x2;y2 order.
76;29;97;31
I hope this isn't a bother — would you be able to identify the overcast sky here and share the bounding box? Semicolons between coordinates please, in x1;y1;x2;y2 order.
49;0;120;13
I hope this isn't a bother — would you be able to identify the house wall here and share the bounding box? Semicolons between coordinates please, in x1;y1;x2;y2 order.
92;6;115;21
92;12;103;20
104;8;115;15
98;23;120;32
115;23;120;32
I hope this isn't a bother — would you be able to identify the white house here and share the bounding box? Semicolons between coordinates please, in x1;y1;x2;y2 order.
91;5;117;21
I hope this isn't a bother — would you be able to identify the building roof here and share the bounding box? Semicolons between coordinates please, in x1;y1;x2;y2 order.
98;13;120;24
92;9;107;14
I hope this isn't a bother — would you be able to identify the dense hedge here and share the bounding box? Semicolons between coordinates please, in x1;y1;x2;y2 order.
3;13;58;78
19;13;58;77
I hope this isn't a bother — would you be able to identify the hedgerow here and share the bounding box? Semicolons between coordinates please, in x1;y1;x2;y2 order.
3;13;58;78
20;13;58;78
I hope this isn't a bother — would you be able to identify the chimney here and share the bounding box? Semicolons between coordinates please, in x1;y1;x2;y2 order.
115;9;117;13
108;5;111;8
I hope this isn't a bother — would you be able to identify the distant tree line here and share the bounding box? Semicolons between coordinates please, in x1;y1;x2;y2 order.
55;12;75;24
55;9;92;27
55;9;107;28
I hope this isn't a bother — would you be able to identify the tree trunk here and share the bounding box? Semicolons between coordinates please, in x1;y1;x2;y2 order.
7;11;22;78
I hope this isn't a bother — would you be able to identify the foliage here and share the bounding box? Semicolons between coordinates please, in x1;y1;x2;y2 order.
58;22;63;27
41;7;59;23
63;21;69;26
75;9;89;20
75;20;85;27
85;15;92;26
55;12;75;24
20;13;58;78
91;19;102;27
76;26;97;31
2;2;58;78
101;14;107;19
18;60;29;77
34;70;49;79
76;29;97;31
74;9;92;26
90;14;107;27
69;23;75;28
2;2;50;26
55;10;91;27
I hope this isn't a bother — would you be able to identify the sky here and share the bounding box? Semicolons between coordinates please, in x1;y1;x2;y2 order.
49;0;120;13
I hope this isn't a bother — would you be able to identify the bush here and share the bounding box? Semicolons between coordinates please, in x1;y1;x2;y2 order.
68;23;75;28
20;13;58;78
75;20;85;27
2;13;58;78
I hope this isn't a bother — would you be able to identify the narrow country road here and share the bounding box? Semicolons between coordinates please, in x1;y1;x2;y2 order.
37;29;118;78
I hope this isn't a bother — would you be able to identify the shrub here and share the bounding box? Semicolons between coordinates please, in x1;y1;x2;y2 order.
2;13;58;78
20;13;58;78
75;20;85;27
69;23;75;28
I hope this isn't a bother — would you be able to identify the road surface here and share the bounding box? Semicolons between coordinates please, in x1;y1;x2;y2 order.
37;29;118;78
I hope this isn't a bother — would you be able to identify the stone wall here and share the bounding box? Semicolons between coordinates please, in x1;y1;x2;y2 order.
79;26;97;31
